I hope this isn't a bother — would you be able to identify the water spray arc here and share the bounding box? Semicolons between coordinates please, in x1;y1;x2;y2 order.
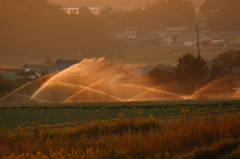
29;72;63;101
0;82;32;102
63;83;125;103
1;57;239;104
59;77;124;103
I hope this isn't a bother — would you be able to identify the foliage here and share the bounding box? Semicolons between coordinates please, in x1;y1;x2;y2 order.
211;50;240;77
0;75;16;97
173;138;240;159
43;55;54;64
78;6;92;15
174;53;209;94
142;0;195;28
143;65;175;86
0;0;107;53
100;0;195;30
1;106;240;158
175;53;208;82
0;73;52;100
200;0;240;29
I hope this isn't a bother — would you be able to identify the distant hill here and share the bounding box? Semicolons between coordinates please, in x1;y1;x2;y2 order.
49;0;206;8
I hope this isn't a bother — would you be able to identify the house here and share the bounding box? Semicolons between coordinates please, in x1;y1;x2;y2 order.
164;26;189;35
220;31;240;39
165;26;187;32
140;31;162;44
210;39;225;46
200;30;213;36
231;36;240;46
184;42;197;48
176;32;213;47
160;36;174;46
200;35;213;44
21;59;82;75
46;59;82;73
22;64;53;74
112;31;137;39
176;34;196;44
110;30;138;46
0;68;42;80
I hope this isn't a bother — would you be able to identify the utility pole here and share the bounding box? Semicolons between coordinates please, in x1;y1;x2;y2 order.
125;12;128;31
194;25;200;56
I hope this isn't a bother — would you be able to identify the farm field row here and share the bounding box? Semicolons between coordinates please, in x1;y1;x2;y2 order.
1;100;240;129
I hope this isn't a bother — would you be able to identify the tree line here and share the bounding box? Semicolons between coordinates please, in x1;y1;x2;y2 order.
0;0;107;53
144;50;240;95
1;0;239;53
100;0;195;30
100;0;240;30
199;0;240;29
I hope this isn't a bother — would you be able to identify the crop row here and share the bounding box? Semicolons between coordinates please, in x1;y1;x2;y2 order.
0;100;240;129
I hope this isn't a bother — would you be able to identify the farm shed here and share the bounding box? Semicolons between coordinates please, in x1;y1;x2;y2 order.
47;59;82;73
22;64;53;73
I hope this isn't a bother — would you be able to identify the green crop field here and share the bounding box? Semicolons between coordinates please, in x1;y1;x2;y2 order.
1;100;240;129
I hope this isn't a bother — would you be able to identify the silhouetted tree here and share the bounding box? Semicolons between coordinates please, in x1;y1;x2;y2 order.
0;0;107;53
44;55;54;64
99;0;195;30
0;75;15;98
143;65;175;86
200;0;240;29
100;6;113;15
211;50;240;77
142;0;195;28
174;53;209;94
78;6;92;15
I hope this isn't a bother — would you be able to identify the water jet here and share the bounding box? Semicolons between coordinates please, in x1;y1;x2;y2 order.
1;58;239;104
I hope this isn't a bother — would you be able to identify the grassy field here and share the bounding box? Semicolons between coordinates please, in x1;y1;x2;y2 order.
1;45;240;68
1;100;240;158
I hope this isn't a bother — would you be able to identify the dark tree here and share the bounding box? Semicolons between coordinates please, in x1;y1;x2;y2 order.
200;0;240;29
0;75;15;98
143;65;175;86
99;0;195;30
44;55;54;64
78;6;92;15
143;0;195;28
0;0;107;53
211;50;240;77
174;53;209;94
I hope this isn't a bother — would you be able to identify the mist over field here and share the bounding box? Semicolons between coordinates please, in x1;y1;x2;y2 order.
1;1;240;158
0;0;240;101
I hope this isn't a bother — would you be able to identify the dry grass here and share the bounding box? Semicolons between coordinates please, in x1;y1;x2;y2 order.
1;110;240;158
